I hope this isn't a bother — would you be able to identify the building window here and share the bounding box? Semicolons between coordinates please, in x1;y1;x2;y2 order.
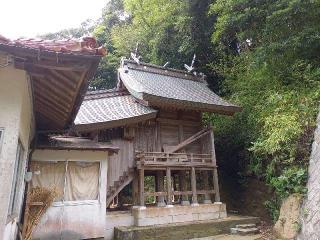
30;161;100;202
8;140;25;217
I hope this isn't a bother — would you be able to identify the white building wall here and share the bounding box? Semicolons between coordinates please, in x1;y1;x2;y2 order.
0;53;34;240
31;150;108;240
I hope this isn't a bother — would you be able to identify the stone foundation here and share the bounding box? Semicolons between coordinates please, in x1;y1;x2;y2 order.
105;203;227;239
132;203;227;227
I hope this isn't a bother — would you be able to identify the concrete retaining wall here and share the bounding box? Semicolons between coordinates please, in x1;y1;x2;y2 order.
132;203;226;227
105;211;134;240
298;112;320;240
105;203;226;239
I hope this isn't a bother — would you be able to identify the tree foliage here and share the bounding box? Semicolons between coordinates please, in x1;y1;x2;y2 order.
43;0;320;221
209;0;320;220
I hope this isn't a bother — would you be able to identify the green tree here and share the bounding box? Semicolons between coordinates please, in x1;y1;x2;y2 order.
209;0;320;220
90;0;128;89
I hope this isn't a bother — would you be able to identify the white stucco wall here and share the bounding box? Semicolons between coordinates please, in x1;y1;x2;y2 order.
31;149;108;240
0;53;34;240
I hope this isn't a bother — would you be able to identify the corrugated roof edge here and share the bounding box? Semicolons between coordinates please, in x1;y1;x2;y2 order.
75;111;157;131
143;93;242;115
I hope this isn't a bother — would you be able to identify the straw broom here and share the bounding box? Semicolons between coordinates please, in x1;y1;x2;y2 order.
22;187;59;240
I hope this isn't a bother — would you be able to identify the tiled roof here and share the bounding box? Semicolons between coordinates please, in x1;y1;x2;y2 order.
0;34;106;56
0;34;105;131
118;60;241;115
75;90;157;130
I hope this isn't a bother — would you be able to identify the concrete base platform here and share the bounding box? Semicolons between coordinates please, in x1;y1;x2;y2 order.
114;215;260;240
132;203;227;226
191;234;262;240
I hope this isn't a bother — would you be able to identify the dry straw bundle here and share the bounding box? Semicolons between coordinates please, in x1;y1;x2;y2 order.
22;187;59;240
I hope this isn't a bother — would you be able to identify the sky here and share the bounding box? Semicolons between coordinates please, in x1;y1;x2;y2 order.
0;0;107;39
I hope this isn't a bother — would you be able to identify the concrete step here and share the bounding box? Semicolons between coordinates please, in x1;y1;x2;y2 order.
114;215;260;240
235;223;257;229
230;227;259;235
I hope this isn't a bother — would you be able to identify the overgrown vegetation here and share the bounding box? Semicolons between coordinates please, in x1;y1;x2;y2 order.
209;0;320;221
43;0;320;221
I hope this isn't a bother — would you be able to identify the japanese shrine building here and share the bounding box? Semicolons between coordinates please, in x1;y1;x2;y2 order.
0;32;241;240
73;59;241;239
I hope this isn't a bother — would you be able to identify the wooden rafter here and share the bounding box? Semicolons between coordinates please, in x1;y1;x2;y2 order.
35;108;66;125
12;52;100;130
46;74;75;96
35;111;64;129
32;76;73;103
33;85;71;111
48;69;77;90
35;101;68;121
34;97;69;118
32;61;88;72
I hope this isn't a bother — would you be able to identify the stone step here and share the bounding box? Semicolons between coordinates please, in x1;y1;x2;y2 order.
230;227;259;235
235;223;257;229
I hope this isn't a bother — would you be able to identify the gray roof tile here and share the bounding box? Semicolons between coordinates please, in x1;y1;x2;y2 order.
75;92;157;129
119;60;241;115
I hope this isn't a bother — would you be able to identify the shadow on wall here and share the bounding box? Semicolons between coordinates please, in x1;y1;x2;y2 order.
219;169;273;223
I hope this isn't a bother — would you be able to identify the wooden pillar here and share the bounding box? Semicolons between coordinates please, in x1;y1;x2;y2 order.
213;168;220;202
191;167;198;205
132;172;139;206
166;167;173;206
156;171;166;206
203;171;212;204
139;168;145;206
179;170;190;205
210;124;220;202
209;124;217;166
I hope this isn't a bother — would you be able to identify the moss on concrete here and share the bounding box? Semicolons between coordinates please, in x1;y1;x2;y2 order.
114;215;260;240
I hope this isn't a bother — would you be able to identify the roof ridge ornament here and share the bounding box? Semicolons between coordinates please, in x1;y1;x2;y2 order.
184;54;196;73
163;62;170;68
130;42;142;65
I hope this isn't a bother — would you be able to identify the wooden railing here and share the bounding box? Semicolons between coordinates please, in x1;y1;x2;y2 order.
135;151;214;167
144;190;215;197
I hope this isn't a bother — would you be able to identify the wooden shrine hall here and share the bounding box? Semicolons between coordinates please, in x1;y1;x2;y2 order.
75;59;241;211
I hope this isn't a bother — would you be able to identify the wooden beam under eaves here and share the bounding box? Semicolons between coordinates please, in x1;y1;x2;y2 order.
35;111;65;130
33;84;72;110
48;69;77;90
35;98;69;119
35;106;67;124
14;59;87;72
32;76;73;103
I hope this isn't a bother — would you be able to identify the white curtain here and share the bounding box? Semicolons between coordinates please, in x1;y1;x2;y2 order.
65;162;100;201
31;161;100;202
30;161;65;201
